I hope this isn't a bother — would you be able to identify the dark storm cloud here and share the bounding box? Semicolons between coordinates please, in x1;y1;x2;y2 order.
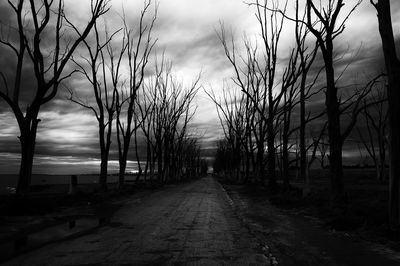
0;1;117;163
0;46;37;113
0;112;20;154
0;0;98;114
0;1;12;19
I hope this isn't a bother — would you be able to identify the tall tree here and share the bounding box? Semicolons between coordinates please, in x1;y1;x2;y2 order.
357;88;387;182
219;0;289;187
139;58;200;183
371;0;400;228
206;89;248;182
0;0;109;194
305;0;362;205
69;24;119;191
256;0;287;188
295;0;319;185
138;83;156;181
115;1;157;188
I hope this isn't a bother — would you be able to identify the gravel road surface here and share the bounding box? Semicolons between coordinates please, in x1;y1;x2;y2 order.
4;177;269;266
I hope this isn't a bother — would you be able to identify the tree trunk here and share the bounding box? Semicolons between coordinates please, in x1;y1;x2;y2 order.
98;121;111;192
134;129;143;183
323;44;345;206
389;114;400;228
282;110;290;189
99;151;108;192
282;97;291;189
303;156;311;197
118;158;127;188
150;150;155;182
256;141;265;185
118;137;131;189
379;149;386;182
157;145;163;183
282;141;289;188
267;81;277;188
135;168;143;182
16;117;39;194
235;138;241;182
373;0;400;229
375;165;381;183
267;123;276;188
245;148;250;183
118;145;127;189
163;139;170;183
144;141;151;181
300;76;307;185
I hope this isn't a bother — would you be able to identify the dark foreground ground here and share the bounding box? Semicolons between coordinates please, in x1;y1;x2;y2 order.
222;183;400;266
2;176;400;265
2;177;269;265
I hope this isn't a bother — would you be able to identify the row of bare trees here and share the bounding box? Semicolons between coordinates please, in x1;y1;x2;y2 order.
0;0;205;194
137;58;203;184
68;2;157;191
211;0;400;229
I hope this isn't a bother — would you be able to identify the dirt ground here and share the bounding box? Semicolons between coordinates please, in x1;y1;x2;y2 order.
223;183;400;266
4;176;400;266
3;177;270;266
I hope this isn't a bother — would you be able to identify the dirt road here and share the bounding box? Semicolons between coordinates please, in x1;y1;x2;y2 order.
4;177;269;265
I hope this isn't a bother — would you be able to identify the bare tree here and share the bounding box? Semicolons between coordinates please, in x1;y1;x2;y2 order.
294;0;320;185
276;55;323;189
0;0;109;194
206;88;244;181
316;132;329;169
115;2;157;188
278;47;302;188
139;58;200;183
256;0;287;188
69;23;119;191
370;0;400;229
217;33;268;184
357;88;387;182
138;83;156;181
308;122;328;170
219;0;290;187
304;0;384;205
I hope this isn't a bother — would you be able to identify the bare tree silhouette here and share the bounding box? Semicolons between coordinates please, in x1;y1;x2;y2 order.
371;0;400;229
206;89;249;182
217;0;326;188
0;0;109;194
219;0;290;187
115;2;157;188
303;0;386;206
294;0;320;187
139;57;201;183
69;23;119;192
357;88;387;182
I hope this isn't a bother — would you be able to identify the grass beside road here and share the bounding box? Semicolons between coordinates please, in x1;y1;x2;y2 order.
216;168;400;251
0;179;164;216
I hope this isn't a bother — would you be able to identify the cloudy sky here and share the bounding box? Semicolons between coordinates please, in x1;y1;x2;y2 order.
0;0;399;175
